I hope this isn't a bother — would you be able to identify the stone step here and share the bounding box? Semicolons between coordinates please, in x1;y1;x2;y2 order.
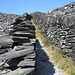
11;29;35;33
15;42;36;46
7;68;35;75
18;60;35;67
24;53;35;59
11;28;34;33
12;36;28;40
13;24;35;30
12;32;35;38
13;27;35;31
0;36;14;43
0;49;34;62
23;43;35;46
12;36;36;39
4;59;35;67
12;39;36;43
14;46;34;51
12;32;35;36
12;39;31;43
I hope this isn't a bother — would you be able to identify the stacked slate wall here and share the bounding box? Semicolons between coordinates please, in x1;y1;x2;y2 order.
32;2;75;63
0;13;36;75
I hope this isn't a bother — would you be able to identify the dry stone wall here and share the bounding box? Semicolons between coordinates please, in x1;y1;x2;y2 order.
0;13;36;75
32;2;75;63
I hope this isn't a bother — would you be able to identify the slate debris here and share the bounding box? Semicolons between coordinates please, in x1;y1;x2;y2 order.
32;2;75;64
0;13;36;75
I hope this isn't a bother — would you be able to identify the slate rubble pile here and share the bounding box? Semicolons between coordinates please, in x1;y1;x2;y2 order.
0;13;36;75
32;2;75;63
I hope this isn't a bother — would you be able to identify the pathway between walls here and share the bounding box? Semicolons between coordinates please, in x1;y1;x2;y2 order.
33;38;67;75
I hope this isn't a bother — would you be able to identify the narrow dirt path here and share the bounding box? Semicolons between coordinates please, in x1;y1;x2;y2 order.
33;38;65;75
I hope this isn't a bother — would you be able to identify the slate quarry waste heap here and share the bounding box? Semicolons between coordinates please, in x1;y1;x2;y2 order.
32;2;75;64
0;13;36;75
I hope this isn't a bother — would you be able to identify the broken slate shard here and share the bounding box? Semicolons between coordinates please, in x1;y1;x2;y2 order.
0;13;36;75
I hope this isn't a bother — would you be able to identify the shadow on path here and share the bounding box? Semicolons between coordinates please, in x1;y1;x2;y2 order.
33;39;55;75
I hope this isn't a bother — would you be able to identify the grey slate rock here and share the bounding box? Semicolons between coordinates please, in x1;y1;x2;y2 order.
0;12;36;75
32;2;75;64
0;49;34;61
18;60;35;67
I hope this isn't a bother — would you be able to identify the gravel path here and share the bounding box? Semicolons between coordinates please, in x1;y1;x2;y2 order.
33;38;66;75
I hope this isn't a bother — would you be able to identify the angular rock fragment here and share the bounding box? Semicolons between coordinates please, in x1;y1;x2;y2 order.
18;60;35;67
32;2;75;64
0;12;36;75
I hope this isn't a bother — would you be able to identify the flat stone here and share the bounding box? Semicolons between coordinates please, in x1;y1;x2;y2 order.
0;36;14;43
12;29;35;32
12;36;28;40
24;53;35;59
13;27;35;31
12;39;31;43
18;60;35;67
0;42;13;48
14;46;34;51
7;68;35;75
0;49;7;54
0;49;34;61
23;43;35;46
12;32;35;38
14;24;35;30
12;32;35;35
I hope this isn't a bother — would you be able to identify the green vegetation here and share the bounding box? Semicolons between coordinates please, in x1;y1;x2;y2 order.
71;71;75;75
31;19;75;75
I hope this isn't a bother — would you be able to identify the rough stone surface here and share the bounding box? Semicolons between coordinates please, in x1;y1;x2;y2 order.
0;13;36;75
32;2;75;63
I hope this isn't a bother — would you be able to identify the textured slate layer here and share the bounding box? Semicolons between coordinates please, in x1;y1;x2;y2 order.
32;2;75;63
0;13;36;75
